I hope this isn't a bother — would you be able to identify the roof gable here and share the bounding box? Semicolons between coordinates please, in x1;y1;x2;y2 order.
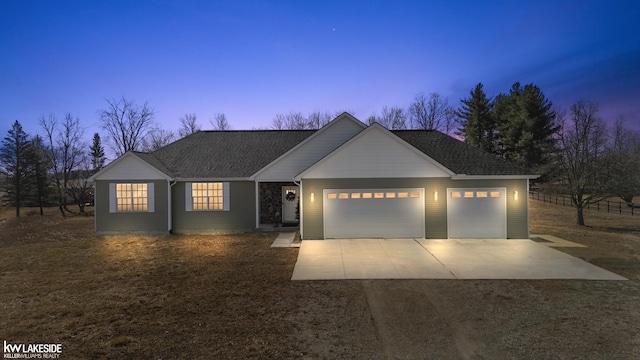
252;113;366;180
88;152;173;181
296;123;453;179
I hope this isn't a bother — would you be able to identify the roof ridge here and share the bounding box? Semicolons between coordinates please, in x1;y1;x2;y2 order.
197;129;317;133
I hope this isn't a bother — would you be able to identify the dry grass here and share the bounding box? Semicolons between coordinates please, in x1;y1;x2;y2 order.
0;208;305;358
1;203;639;358
530;199;640;280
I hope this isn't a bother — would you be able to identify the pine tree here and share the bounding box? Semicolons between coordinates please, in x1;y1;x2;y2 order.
27;136;51;215
495;82;558;173
90;133;105;172
456;83;498;154
0;120;31;217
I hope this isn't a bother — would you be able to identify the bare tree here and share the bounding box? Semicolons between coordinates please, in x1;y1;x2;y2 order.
210;113;231;130
409;92;454;132
67;153;93;214
98;97;155;156
443;107;458;136
178;113;201;137
408;93;428;129
142;127;175;152
607;116;640;204
271;114;286;130
40;113;86;216
271;112;308;129
555;100;609;225
369;106;407;129
307;111;332;129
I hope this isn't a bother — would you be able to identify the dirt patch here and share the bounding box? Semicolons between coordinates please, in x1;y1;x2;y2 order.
1;203;640;358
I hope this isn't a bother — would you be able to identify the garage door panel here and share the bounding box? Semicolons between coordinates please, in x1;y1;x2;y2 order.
324;189;424;239
447;188;506;239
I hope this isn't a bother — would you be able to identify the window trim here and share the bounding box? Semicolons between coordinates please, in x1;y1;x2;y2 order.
109;182;154;213
185;182;230;211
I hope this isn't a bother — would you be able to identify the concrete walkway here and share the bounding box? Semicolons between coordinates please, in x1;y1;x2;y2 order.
270;231;298;248
291;239;626;280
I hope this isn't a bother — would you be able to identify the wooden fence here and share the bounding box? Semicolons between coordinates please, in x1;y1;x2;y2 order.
529;191;637;216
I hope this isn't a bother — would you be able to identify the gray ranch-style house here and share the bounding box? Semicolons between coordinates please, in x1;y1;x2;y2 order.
89;113;538;239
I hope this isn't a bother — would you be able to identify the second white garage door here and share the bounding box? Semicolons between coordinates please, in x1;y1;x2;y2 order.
447;188;507;238
323;188;425;239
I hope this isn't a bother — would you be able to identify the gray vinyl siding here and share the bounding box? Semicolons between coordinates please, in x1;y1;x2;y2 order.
301;178;529;239
172;181;256;233
255;117;364;181
95;180;169;235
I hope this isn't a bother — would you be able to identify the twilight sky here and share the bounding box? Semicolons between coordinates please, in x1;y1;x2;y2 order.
2;0;639;142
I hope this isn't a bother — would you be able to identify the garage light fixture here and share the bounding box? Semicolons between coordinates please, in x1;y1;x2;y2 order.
514;191;519;201
310;192;315;202
434;191;438;201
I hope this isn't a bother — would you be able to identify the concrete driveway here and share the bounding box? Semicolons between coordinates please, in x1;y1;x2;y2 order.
291;239;626;280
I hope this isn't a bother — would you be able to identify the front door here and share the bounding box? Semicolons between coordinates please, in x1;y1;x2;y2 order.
282;186;299;223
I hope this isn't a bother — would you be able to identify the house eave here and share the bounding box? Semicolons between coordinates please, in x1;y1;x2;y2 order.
175;177;251;182
88;152;174;182
450;174;540;180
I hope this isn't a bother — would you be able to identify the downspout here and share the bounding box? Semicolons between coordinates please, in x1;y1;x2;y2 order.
526;179;530;239
169;180;176;233
294;180;302;239
255;181;260;230
93;180;97;233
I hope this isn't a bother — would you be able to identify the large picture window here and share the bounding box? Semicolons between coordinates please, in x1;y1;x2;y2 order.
192;182;223;210
109;183;154;213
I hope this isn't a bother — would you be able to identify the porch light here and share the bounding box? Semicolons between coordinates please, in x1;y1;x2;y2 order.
310;192;315;202
514;191;519;201
434;191;438;201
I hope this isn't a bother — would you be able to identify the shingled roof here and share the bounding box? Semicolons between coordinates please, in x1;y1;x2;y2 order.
129;126;531;179
149;130;315;178
393;130;532;176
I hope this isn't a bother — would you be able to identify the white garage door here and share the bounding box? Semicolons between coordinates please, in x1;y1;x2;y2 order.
447;188;507;238
323;188;425;239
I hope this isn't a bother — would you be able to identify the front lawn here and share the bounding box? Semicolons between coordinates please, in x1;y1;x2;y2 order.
1;203;639;359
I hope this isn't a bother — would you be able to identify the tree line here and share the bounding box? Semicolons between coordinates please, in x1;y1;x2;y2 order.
455;82;640;225
1;116;105;217
0;96;233;217
2;89;639;226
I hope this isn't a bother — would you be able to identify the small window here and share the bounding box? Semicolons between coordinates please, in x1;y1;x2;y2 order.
327;193;337;199
386;192;396;198
451;191;461;199
464;191;474;198
362;193;372;199
351;193;361;199
374;192;384;199
490;191;501;198
338;193;349;199
397;192;409;198
410;192;420;198
477;191;488;198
